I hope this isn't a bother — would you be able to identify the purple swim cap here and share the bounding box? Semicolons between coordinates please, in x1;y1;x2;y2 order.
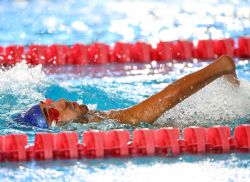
14;105;48;128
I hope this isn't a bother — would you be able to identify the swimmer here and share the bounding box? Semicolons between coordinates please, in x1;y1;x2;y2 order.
15;55;239;128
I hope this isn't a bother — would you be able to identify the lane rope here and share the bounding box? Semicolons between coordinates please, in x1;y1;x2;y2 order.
0;124;249;162
0;37;250;65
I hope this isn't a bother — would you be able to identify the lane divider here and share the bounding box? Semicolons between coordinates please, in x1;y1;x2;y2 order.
0;37;250;65
0;124;249;162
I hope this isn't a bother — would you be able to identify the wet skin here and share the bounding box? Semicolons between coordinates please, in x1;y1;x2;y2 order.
39;99;89;126
39;55;239;127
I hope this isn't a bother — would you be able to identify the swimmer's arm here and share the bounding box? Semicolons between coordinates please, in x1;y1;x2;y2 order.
108;55;237;125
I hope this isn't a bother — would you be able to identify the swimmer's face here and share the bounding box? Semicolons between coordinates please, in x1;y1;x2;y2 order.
39;98;89;126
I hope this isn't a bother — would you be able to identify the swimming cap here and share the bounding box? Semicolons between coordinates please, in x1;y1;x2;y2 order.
14;105;48;128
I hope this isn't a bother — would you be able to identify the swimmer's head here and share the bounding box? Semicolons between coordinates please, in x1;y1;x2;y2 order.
14;104;49;128
14;98;89;128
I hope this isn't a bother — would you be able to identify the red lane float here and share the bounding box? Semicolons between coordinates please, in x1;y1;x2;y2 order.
131;42;152;62
151;41;174;61
88;43;110;64
46;44;70;65
207;126;231;153
1;37;250;66
54;132;79;160
214;38;235;57
133;129;155;156
194;40;215;59
70;43;89;65
238;37;250;58
33;133;54;160
155;127;180;155
3;134;28;161
34;132;80;160
0;47;4;65
0;124;249;162
83;130;105;158
234;124;250;152
0;136;4;162
173;40;193;60
111;42;132;63
1;45;25;65
26;45;48;65
183;127;207;153
104;129;130;157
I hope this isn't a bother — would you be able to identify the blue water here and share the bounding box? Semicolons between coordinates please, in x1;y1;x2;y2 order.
0;0;250;181
0;0;250;45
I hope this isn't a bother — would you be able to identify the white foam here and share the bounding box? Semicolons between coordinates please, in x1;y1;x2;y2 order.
155;77;250;127
87;104;98;110
0;62;48;115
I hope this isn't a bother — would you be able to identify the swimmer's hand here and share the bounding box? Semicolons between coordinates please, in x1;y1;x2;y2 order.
223;73;240;85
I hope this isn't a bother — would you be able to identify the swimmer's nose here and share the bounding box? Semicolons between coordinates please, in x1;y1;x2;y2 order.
53;98;67;109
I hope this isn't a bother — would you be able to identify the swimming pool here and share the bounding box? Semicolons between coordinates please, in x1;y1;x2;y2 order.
0;0;250;181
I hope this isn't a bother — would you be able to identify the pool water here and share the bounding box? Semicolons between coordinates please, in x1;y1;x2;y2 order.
0;0;250;181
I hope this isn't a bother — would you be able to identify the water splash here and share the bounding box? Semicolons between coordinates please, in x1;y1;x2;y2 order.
1;61;250;133
156;77;250;128
0;62;49;134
